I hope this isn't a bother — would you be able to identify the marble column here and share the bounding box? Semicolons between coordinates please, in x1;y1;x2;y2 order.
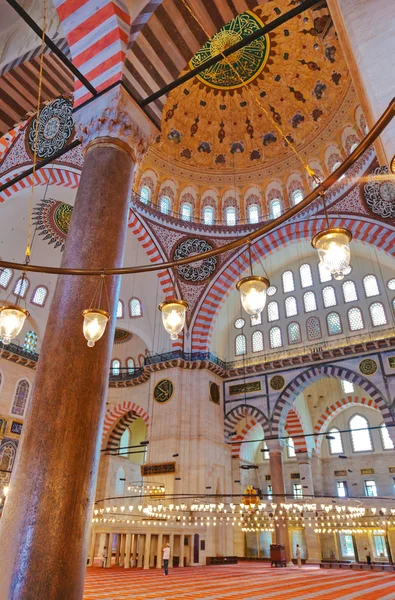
327;0;395;166
132;534;138;567
0;87;156;599
115;535;121;565
267;439;292;565
157;533;163;568
169;534;174;568
119;534;126;567
124;534;132;569
106;533;114;568
144;533;151;569
179;534;185;567
296;453;314;498
88;531;96;567
137;536;144;568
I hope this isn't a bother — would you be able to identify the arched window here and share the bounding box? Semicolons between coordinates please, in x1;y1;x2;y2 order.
363;275;380;297
322;286;337;308
140;186;150;204
111;359;121;376
13;277;29;298
287;437;296;457
288;322;301;344
23;331;37;353
327;312;342;335
130;298;142;317
117;300;124;318
119;429;130;456
225;206;236;226
267;301;279;322
318;262;331;283
349;414;372;452
11;379;30;416
127;358;135;374
291;189;303;205
306;316;321;340
248;204;259;224
267;286;277;296
235;334;246;356
299;264;313;288
282;270;295;293
234;318;245;329
181;202;192;221
327;427;343;454
370;302;387;327
348;307;364;331
203;206;214;225
0;441;16;482
270;199;282;219
160;196;170;214
31;286;48;306
342;281;358;303
269;326;282;348
380;423;394;450
115;466;125;496
0;268;13;289
252;330;264;352
303;291;317;312
387;279;395;291
285;296;298;317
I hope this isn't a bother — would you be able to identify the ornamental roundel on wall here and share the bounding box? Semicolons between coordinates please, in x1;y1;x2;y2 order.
359;358;378;376
363;166;395;219
153;379;174;404
209;382;220;405
270;375;285;391
26;96;74;161
173;237;218;284
32;198;73;251
114;328;133;344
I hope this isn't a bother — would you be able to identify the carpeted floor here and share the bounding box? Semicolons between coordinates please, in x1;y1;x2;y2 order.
83;563;395;600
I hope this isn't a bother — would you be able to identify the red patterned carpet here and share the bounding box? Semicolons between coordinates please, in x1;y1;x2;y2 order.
83;563;395;599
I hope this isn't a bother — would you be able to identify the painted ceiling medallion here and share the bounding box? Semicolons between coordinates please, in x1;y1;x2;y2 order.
173;238;218;283
114;328;133;344
26;97;74;161
32;198;73;251
189;11;270;90
363;166;395;219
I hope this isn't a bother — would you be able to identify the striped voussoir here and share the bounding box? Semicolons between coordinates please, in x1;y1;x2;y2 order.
224;405;270;456
0;166;80;202
102;401;149;447
106;410;140;450
285;408;307;453
271;364;391;438
190;216;395;353
314;395;381;452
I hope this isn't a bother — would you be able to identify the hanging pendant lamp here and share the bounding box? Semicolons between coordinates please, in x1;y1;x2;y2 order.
236;243;269;318
159;298;188;340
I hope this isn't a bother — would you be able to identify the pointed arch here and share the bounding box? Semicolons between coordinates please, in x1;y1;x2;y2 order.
102;401;149;448
224;404;270;457
285;408;307;453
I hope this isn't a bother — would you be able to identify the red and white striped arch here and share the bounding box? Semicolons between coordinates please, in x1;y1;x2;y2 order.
102;400;149;447
54;0;130;105
0;166;80;202
285;408;307;454
191;216;395;352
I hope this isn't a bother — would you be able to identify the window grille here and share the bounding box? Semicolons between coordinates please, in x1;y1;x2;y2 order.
288;322;301;344
363;275;380;297
235;334;246;356
322;286;337;308
303;291;317;312
282;271;295;293
252;331;264;352
306;317;321;340
370;302;387;327
348;307;364;331
267;301;279;322
299;264;313;288
342;281;358;303
269;327;282;348
327;312;342;335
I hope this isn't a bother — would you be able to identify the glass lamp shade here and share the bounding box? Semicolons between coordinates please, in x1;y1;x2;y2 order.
82;308;110;347
158;299;188;340
312;227;352;281
236;276;270;318
0;305;29;345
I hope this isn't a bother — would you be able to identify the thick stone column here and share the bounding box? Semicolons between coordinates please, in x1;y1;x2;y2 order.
132;534;138;567
0;87;156;599
106;533;114;568
169;534;174;568
143;533;151;569
119;534;126;567
267;440;292;565
88;531;96;567
124;534;132;569
157;533;163;568
296;453;314;498
179;534;185;567
327;0;395;166
137;536;144;568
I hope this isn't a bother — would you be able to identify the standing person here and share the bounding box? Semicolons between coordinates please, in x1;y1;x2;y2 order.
296;544;302;568
101;546;108;568
162;543;170;575
365;547;372;565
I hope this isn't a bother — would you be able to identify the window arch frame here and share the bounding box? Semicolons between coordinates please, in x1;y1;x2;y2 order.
111;358;121;376
251;330;264;353
269;326;282;349
160;196;170;215
235;333;247;356
247;204;259;224
349;413;373;453
267;301;280;322
322;285;337;308
306;316;322;341
285;296;298;318
299;263;313;289
347;307;364;331
363;274;380;298
369;301;387;327
10;378;31;417
225;205;237;226
13;276;30;299
203;205;215;225
282;270;295;293
23;330;38;353
303;291;318;313
140;185;150;204
287;321;301;345
181;202;193;222
30;285;49;307
126;357;135;375
269;198;282;219
0;268;13;290
326;311;343;336
342;280;358;303
327;426;344;455
129;297;142;318
291;189;303;206
116;299;124;319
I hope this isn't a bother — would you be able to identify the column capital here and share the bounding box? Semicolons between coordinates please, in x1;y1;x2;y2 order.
265;438;283;454
74;86;159;162
296;451;312;464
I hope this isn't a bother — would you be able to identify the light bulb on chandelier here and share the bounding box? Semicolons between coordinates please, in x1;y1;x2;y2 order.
158;299;188;340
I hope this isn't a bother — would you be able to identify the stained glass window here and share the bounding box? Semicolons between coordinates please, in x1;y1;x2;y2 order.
23;331;37;353
203;206;214;225
342;281;358;303
307;317;321;340
14;277;29;298
235;334;246;355
11;379;30;416
363;275;380;297
0;268;13;289
350;414;372;452
140;186;150;203
327;312;342;335
318;262;332;283
31;286;48;306
160;197;170;214
285;296;298;317
300;264;313;288
303;291;317;312
117;300;124;318
248;204;259;224
181;202;192;221
291;189;303;205
282;271;295;293
267;301;279;322
288;322;301;344
111;359;121;376
327;427;343;454
226;206;236;226
270;199;282;219
269;326;282;348
348;307;364;331
322;286;337;308
380;423;394;450
127;358;135;375
252;330;264;352
130;298;142;317
370;302;387;327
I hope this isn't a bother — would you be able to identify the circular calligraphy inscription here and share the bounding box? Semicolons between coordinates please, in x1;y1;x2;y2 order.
26;97;74;161
153;379;174;404
174;238;218;283
363;167;395;219
270;375;285;391
359;358;378;376
209;382;220;405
